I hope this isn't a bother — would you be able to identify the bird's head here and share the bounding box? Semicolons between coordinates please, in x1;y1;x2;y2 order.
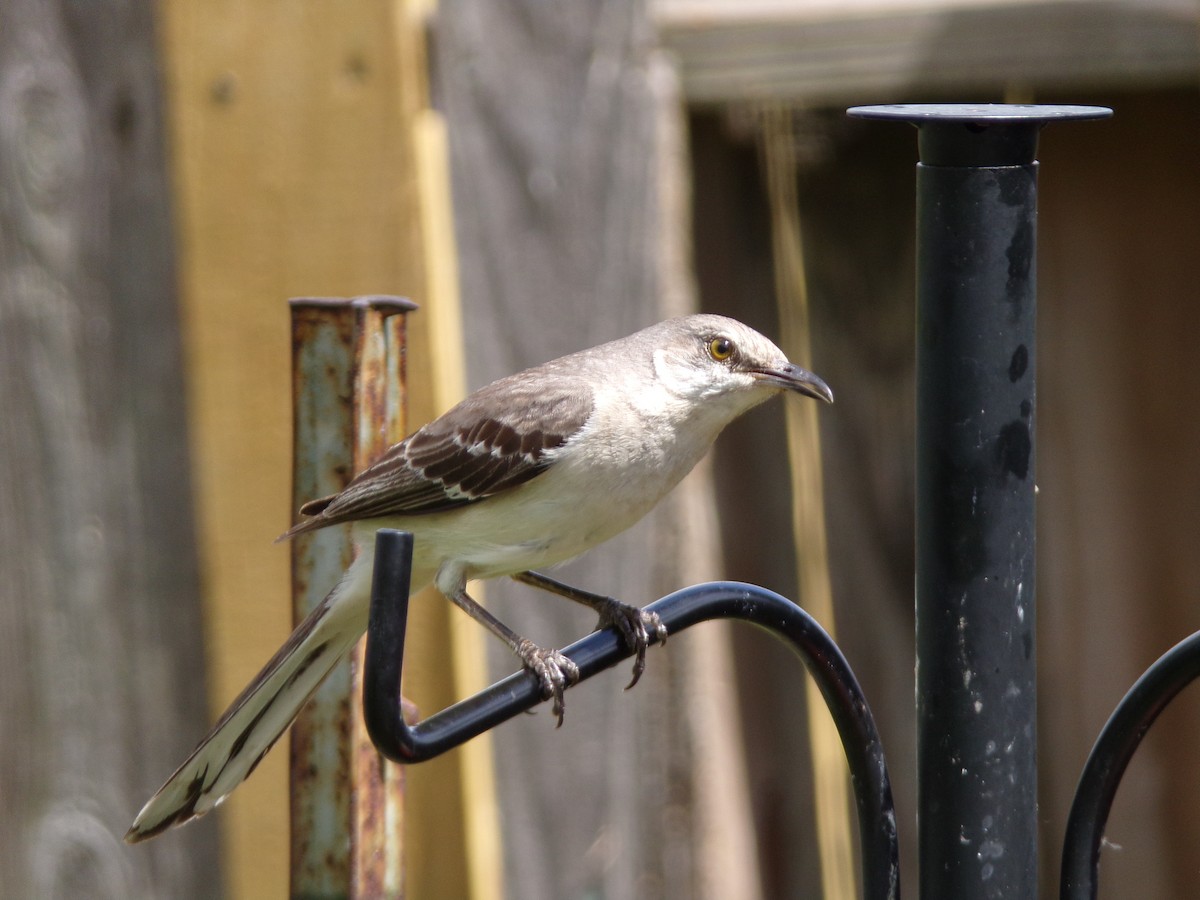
650;314;833;415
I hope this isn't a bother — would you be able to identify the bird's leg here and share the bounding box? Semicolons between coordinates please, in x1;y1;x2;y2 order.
511;571;668;690
446;587;579;726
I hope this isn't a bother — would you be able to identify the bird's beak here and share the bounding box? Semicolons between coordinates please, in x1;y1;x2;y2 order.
751;362;834;404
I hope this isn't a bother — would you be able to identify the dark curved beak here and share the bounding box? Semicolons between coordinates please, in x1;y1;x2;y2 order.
752;362;834;404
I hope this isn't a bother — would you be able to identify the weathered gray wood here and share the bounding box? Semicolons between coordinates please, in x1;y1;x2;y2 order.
433;2;761;898
656;0;1200;105
0;0;218;896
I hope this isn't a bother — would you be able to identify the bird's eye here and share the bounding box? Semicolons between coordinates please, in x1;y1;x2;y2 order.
708;337;735;361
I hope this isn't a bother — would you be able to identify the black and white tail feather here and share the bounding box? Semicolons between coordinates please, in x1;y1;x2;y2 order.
125;560;370;842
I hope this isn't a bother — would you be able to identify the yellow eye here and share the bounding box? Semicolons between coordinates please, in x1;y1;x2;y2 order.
708;336;735;361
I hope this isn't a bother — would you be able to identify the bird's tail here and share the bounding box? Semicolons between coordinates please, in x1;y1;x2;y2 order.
125;558;372;843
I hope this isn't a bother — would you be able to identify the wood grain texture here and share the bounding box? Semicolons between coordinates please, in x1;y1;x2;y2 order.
656;0;1200;105
1036;90;1200;900
433;2;762;898
158;0;485;896
0;0;217;896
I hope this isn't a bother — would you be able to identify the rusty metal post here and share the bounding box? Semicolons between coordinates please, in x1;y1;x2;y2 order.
288;295;417;898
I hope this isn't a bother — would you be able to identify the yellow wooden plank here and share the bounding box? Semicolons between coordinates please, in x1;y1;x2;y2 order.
158;0;491;896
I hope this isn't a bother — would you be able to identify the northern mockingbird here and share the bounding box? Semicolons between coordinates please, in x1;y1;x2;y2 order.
126;313;832;842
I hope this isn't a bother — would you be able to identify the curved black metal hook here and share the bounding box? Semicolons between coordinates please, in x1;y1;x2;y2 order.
1060;630;1200;899
363;529;900;899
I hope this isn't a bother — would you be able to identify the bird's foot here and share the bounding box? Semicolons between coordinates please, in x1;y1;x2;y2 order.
508;572;667;691
514;639;580;727
594;599;669;690
400;695;421;726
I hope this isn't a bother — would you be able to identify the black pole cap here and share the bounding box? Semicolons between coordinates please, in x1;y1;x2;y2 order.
848;103;1112;167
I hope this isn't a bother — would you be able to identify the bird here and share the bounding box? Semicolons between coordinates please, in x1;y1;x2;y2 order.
125;313;833;842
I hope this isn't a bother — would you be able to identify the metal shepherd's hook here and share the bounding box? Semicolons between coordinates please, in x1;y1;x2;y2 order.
362;528;901;900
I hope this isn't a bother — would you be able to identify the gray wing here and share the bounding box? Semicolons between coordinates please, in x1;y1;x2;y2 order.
281;373;594;537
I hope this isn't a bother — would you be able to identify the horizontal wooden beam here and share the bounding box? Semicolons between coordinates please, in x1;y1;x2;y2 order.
654;0;1200;104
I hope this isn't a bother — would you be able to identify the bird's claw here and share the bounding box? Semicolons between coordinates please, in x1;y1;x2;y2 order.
515;639;580;727
400;695;421;726
596;600;669;690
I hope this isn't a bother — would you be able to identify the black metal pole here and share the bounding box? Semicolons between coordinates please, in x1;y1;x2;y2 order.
849;104;1110;898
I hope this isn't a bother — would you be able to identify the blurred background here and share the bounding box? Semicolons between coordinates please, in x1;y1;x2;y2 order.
2;0;1198;897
